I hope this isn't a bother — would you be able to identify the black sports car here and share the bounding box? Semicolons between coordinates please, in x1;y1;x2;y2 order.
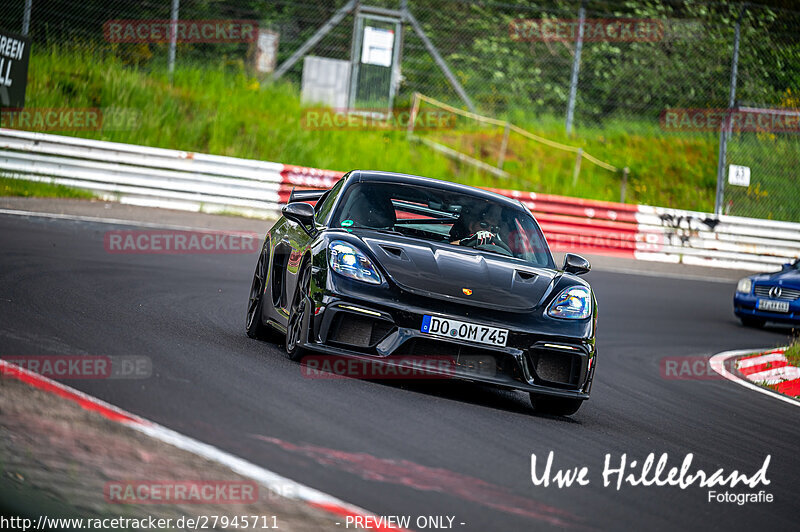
246;171;597;415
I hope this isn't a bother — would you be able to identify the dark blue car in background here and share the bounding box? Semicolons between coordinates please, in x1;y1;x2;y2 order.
734;259;800;327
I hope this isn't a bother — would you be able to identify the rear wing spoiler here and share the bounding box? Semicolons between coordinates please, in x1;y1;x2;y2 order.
288;189;326;203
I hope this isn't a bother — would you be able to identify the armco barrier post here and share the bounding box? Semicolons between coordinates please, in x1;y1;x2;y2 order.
167;0;180;83
565;1;586;134
572;148;583;187
715;7;743;215
22;0;32;35
407;92;420;140
497;122;510;170
620;167;629;203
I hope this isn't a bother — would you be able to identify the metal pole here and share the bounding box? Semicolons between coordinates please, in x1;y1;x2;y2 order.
348;11;362;109
572;148;583;186
497;122;511;170
22;0;32;35
405;9;475;113
407;92;420;140
387;18;403;112
714;7;742;215
565;3;585;134
272;0;357;80
168;0;180;83
620;167;629;203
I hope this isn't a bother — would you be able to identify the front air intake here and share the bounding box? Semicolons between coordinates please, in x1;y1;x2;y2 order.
526;346;586;388
327;314;394;349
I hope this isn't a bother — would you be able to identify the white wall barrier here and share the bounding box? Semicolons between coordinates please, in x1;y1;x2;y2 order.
1;129;797;271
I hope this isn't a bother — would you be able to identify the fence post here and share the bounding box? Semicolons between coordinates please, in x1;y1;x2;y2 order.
715;6;743;215
572;148;583;186
22;0;32;35
407;92;420;140
497;122;511;170
620;167;629;203
168;0;180;83
565;1;585;134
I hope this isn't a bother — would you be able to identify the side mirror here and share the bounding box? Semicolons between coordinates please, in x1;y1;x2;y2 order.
282;202;316;227
563;253;591;275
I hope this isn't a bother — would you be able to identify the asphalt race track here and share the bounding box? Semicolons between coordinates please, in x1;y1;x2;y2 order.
1;212;797;531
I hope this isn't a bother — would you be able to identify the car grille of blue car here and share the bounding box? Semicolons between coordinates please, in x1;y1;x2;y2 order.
754;285;800;300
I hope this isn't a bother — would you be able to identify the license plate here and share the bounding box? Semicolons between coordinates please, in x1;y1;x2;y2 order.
421;315;508;347
757;299;790;313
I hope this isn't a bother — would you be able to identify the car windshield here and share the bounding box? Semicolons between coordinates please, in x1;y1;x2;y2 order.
330;181;554;268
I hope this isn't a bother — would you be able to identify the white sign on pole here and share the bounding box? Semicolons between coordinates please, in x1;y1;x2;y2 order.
361;26;394;67
728;164;751;187
255;30;279;73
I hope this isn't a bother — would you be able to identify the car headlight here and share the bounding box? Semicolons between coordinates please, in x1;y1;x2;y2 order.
547;286;592;320
736;278;752;294
328;240;382;284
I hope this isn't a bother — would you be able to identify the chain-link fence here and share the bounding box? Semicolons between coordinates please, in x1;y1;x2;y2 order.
1;0;798;220
725;111;800;221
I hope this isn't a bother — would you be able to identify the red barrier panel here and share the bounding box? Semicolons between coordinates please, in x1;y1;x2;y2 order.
281;165;344;189
277;167;644;259
485;186;638;212
535;212;639;232
279;169;635;222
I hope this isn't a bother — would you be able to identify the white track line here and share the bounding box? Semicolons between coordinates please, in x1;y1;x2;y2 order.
0;208;265;236
709;349;800;407
0;359;392;523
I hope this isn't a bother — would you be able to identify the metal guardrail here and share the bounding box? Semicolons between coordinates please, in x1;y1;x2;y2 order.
1;129;797;271
0;129;286;217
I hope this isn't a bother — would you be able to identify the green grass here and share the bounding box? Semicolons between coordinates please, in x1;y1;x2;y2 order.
784;339;800;368
755;340;800;399
8;47;797;218
22;47;466;185
0;176;94;199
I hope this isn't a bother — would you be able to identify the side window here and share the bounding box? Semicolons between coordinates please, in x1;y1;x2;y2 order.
314;178;345;224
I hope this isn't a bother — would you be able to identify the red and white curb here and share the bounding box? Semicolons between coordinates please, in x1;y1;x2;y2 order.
0;359;407;530
709;348;800;407
735;349;800;397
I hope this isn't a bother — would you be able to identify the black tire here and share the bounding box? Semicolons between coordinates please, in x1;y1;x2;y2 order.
285;262;312;361
529;393;583;416
246;243;281;342
740;317;765;328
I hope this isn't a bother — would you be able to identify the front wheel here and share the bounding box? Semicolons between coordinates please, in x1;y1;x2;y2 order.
285;263;311;361
529;393;583;416
246;244;273;339
245;244;283;343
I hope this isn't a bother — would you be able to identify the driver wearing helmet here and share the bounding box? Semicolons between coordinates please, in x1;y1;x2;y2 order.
449;203;503;246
